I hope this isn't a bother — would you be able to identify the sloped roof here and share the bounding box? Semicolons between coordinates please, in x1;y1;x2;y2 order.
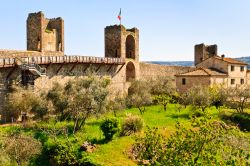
213;56;248;65
175;67;228;77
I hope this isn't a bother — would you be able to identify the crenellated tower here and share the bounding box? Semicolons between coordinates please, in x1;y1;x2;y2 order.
27;11;64;53
105;25;139;62
105;25;140;82
194;43;217;65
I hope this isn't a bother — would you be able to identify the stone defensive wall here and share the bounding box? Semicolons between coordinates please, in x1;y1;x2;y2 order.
0;50;64;58
0;54;127;117
139;62;193;80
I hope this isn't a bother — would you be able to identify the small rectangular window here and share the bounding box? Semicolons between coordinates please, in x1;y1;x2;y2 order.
182;78;186;85
241;79;244;84
231;79;235;85
240;66;244;72
231;65;235;71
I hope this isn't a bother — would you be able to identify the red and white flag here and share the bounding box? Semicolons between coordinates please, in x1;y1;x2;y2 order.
117;8;121;21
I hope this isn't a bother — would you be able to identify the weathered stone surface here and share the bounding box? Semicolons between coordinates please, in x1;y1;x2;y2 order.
27;11;64;53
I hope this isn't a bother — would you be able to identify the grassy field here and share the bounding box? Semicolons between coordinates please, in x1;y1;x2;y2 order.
0;104;249;165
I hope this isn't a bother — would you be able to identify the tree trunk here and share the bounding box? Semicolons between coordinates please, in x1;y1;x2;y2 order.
164;104;167;111
138;107;143;115
73;118;79;134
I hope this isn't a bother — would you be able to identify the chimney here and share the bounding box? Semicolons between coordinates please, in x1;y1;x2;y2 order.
221;54;225;59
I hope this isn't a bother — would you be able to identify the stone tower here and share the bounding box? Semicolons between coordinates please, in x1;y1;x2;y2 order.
194;43;217;65
105;25;139;62
27;11;64;53
105;25;140;82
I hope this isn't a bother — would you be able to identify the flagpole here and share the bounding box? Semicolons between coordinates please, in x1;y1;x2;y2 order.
119;8;121;26
120;8;121;26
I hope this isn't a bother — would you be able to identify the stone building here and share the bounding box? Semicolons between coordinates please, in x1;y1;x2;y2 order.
0;11;191;121
27;11;64;53
176;44;249;93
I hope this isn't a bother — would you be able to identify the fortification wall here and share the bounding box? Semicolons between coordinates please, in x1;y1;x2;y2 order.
34;63;126;93
0;62;127;122
139;62;193;80
0;50;64;58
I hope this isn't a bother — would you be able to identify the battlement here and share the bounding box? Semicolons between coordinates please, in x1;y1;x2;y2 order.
105;24;139;61
0;49;64;58
194;43;217;65
126;27;139;33
27;11;64;54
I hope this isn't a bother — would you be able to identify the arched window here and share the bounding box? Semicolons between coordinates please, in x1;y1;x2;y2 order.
125;35;135;59
126;62;135;81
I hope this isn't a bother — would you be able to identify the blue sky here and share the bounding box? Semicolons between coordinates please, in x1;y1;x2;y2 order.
0;0;250;61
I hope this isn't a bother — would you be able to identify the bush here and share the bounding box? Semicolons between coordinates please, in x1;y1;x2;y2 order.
221;112;250;132
121;115;143;136
189;108;206;118
3;134;42;165
79;155;101;166
231;113;250;131
43;138;81;165
100;118;119;141
131;127;164;163
131;117;249;165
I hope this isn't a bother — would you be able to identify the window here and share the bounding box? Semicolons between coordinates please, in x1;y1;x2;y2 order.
231;79;235;85
115;50;118;57
182;78;186;85
240;66;244;72
231;65;235;71
241;79;244;84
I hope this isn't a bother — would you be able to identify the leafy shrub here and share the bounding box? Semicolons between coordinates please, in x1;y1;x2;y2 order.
131;117;249;165
53;142;79;165
121;115;143;136
3;133;42;166
100;118;119;141
189;108;206;118
43;138;81;165
131;127;164;163
231;113;250;131
221;112;250;132
79;154;101;166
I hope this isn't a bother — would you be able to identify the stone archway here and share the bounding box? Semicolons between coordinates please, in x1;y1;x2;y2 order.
126;35;135;59
126;61;135;82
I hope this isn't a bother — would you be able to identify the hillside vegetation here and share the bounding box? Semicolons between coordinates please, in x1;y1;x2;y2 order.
0;75;249;165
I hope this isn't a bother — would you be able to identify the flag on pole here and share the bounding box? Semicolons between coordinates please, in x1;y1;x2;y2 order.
117;8;121;21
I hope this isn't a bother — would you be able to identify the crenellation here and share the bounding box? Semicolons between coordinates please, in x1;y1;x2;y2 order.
0;11;195;122
27;11;64;54
194;43;217;65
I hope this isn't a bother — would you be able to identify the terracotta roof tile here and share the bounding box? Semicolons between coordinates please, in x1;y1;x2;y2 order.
176;67;227;77
213;56;248;65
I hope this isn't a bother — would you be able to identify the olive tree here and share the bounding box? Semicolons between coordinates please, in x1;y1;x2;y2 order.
65;76;110;133
107;91;126;117
209;85;228;109
150;77;175;111
126;80;152;114
4;86;48;122
186;85;212;112
47;83;69;121
227;85;250;113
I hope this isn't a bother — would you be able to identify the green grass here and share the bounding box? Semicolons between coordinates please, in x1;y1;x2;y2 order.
0;104;249;165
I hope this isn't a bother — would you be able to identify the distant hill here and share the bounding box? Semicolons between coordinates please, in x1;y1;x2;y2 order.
145;61;194;67
235;57;250;65
146;57;250;68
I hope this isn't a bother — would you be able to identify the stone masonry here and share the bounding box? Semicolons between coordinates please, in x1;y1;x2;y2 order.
0;11;192;121
27;11;64;53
